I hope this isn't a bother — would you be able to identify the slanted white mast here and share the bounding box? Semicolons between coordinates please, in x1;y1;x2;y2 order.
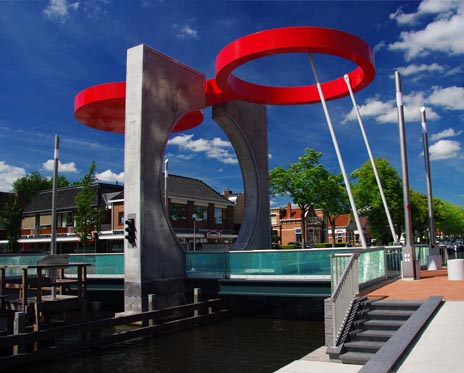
308;53;367;249
343;74;398;243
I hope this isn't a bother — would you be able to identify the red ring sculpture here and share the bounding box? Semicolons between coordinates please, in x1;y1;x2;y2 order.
215;26;375;105
74;26;375;132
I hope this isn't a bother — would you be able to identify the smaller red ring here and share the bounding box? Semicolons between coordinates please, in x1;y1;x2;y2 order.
74;82;204;133
215;26;375;105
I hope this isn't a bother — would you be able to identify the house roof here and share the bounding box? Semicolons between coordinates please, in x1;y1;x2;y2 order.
106;174;234;206
335;214;351;228
23;183;123;214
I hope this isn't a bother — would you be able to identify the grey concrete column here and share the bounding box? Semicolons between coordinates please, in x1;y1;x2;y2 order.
124;45;205;312
213;101;271;250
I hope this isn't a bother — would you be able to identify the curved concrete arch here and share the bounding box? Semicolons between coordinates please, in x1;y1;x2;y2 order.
213;101;271;250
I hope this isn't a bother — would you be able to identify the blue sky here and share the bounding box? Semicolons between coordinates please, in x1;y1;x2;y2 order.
0;0;463;209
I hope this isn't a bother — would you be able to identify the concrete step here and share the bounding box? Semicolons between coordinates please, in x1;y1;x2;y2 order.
344;340;384;353
370;299;423;311
363;319;404;330
366;309;415;320
354;329;395;342
339;351;375;365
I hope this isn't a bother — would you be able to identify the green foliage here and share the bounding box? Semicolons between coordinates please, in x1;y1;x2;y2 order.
0;196;22;253
351;158;404;244
13;172;70;208
410;190;429;242
74;161;105;250
434;199;464;236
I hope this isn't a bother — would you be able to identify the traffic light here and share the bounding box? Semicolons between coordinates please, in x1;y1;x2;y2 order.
125;218;136;246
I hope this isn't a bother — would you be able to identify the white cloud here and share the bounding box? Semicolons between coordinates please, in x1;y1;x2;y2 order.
168;134;237;164
343;92;441;125
389;1;464;59
431;128;463;141
397;63;445;76
43;0;80;23
428;86;464;110
42;160;78;173
429;139;461;160
0;161;27;192
174;23;198;40
96;169;124;183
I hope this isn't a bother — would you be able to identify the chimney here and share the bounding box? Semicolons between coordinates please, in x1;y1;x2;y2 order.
286;202;292;218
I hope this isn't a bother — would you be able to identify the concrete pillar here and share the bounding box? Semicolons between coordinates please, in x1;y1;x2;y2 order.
213;101;271;250
124;45;205;313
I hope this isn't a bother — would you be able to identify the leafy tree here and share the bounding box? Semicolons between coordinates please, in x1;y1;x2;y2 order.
351;158;403;244
270;148;333;245
13;172;70;208
435;199;464;237
0;195;22;253
317;173;351;247
0;172;70;252
74;161;105;251
409;190;429;243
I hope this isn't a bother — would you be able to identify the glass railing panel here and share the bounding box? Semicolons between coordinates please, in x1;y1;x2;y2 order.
0;254;46;276
358;249;385;285
186;252;227;278
68;254;124;275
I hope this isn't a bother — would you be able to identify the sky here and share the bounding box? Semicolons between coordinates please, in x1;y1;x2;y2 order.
0;0;463;209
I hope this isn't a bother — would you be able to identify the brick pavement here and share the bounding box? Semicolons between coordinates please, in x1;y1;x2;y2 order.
365;269;464;301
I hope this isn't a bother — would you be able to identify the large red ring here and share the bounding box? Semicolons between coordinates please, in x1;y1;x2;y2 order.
215;26;375;105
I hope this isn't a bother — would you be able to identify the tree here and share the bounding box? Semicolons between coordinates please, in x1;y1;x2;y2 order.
435;199;464;237
13;171;69;208
0;195;22;253
0;171;70;252
270;148;332;245
351;158;403;244
409;190;429;243
317;173;351;247
74;161;105;252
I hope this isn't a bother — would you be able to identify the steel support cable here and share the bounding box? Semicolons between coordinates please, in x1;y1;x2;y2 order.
308;53;367;249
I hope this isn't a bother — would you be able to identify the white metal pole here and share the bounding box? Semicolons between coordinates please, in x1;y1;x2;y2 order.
420;107;438;257
50;134;59;300
164;158;169;210
343;75;398;243
308;54;366;248
395;71;418;280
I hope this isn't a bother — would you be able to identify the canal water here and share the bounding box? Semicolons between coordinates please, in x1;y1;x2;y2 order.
22;300;325;373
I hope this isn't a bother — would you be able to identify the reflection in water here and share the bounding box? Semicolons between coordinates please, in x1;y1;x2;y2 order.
24;315;324;373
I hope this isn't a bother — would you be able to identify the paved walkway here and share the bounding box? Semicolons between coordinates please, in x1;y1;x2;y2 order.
275;268;464;372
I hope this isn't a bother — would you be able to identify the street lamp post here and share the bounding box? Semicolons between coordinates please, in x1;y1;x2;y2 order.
192;213;198;251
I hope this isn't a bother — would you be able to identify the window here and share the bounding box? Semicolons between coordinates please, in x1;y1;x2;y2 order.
215;207;227;225
170;203;187;221
194;205;207;221
118;211;124;224
271;214;277;225
337;232;343;243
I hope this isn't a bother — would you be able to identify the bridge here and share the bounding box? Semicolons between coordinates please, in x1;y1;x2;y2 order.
0;246;434;297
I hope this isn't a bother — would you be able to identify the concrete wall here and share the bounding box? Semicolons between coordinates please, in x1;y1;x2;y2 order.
124;44;205;312
213;101;271;250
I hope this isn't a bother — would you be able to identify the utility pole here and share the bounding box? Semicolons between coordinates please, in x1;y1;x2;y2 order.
395;72;419;280
421;107;442;270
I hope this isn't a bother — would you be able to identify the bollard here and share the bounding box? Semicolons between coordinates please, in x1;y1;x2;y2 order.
194;288;201;317
13;312;26;355
148;294;156;326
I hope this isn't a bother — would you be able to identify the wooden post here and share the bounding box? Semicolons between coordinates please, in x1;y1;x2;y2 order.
91;301;101;339
33;302;40;351
148;294;156;327
13;312;26;355
21;268;28;312
194;288;201;317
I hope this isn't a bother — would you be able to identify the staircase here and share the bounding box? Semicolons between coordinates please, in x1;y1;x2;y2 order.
338;298;423;365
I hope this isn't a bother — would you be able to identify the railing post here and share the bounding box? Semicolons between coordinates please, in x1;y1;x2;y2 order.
148;294;156;326
13;311;26;355
194;288;201;317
